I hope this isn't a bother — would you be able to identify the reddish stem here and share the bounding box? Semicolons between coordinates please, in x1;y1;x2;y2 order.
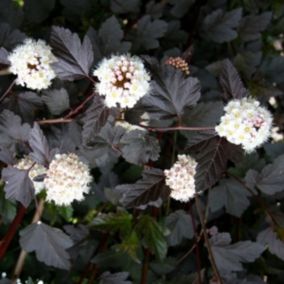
140;249;150;284
139;124;215;132
37;92;96;125
0;204;26;260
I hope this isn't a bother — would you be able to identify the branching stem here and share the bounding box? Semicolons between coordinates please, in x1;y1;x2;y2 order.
195;195;223;284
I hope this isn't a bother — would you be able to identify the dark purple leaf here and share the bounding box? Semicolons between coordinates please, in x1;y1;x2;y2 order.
50;26;94;80
42;88;70;115
0;110;31;145
28;123;50;166
2;167;35;207
0;23;26;50
99;271;131;284
142;66;201;122
0;47;9;65
116;168;170;209
245;155;284;195
211;232;265;273
208;179;251;217
120;129;160;165
239;12;272;42
219;59;248;100
165;210;194;246
190;137;240;192
98;16;131;55
201;8;242;43
0;147;16;165
257;227;284;261
82;96;115;144
131;15;167;50
19;222;73;270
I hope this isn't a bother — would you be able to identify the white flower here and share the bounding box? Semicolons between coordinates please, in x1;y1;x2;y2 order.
94;54;150;108
164;155;197;202
8;39;56;90
115;121;145;132
15;156;47;194
215;98;272;153
271;126;284;142
44;153;92;206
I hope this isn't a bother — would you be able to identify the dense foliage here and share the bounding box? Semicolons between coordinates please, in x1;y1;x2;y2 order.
0;0;284;283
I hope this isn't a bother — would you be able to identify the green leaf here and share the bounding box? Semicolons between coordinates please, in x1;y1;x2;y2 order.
136;215;168;260
208;179;251;217
0;187;16;224
93;211;133;237
165;210;194;246
201;8;242;43
115;231;140;262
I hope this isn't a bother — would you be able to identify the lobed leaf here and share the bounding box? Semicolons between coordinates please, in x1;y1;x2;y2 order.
165;210;194;246
208;179;251;217
2;167;35;207
219;59;248;100
50;26;94;81
19;222;73;270
201;8;242;43
117;168;170;209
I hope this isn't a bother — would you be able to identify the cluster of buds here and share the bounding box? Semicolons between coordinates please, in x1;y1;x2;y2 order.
165;56;190;75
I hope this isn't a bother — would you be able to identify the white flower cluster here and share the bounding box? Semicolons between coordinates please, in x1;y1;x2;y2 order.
164;155;197;202
8;39;56;90
1;272;44;284
44;153;92;206
215;98;272;152
15;156;47;194
94;55;150;108
115;121;145;132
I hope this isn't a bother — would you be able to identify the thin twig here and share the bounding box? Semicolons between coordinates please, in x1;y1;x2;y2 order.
37;92;95;125
139;124;215;132
0;69;11;76
195;195;223;284
38;118;73;125
13;199;45;281
0;79;16;103
176;229;204;265
189;205;202;284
